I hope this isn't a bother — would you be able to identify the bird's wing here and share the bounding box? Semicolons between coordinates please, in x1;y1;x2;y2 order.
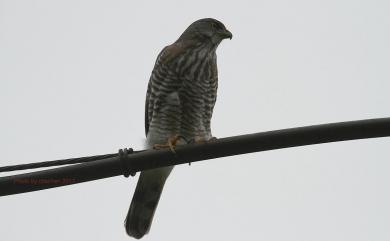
144;43;186;136
144;80;152;136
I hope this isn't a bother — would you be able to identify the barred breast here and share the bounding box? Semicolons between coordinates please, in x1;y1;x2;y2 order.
145;41;218;143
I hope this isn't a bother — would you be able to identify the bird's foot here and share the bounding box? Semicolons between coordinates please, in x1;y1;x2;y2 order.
153;135;182;154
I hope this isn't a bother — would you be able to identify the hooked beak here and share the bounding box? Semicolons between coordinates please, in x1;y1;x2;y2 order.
219;29;233;40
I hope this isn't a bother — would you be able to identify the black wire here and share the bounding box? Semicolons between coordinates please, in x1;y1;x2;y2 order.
0;153;118;173
0;150;143;173
1;117;389;196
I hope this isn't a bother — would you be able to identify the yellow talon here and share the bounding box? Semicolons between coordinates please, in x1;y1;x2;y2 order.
153;135;181;154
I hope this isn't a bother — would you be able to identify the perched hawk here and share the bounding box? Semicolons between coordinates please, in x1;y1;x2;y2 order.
125;18;232;239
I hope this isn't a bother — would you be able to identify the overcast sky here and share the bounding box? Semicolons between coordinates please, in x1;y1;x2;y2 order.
1;0;390;240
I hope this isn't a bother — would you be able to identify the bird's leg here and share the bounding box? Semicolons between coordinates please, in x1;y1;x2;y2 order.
153;135;182;154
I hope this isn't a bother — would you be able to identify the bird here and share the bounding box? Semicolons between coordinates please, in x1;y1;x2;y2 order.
124;18;232;239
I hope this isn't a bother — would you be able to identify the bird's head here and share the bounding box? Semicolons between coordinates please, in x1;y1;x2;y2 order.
177;18;232;45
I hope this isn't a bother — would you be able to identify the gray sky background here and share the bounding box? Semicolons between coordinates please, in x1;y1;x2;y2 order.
1;0;389;240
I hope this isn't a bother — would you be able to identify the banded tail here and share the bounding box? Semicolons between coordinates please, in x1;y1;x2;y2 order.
125;167;172;239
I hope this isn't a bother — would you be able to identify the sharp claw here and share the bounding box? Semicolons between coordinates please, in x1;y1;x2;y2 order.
168;140;176;154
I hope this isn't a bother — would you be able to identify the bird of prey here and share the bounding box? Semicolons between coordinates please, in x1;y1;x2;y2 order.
125;18;232;239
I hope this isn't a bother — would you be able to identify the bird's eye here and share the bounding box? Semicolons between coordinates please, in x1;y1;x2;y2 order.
211;22;219;30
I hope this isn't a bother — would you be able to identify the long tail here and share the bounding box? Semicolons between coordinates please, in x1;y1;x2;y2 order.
125;166;173;239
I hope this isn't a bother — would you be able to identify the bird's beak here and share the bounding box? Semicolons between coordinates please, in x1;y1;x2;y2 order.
219;29;233;40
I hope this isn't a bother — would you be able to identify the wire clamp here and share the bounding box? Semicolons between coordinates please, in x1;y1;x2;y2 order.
119;148;135;178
